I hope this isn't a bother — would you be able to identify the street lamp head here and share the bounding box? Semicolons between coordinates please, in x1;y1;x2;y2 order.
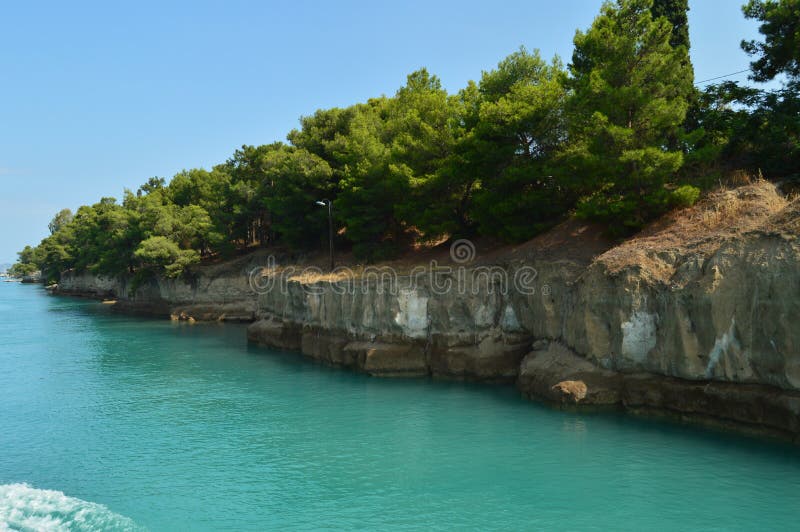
316;199;334;271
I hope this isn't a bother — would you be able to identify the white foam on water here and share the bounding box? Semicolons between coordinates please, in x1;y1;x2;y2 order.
0;484;142;532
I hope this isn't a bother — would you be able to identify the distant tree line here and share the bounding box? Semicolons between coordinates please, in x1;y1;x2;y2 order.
11;0;799;285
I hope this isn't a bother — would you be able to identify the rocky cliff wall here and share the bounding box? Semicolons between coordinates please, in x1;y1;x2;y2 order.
247;184;800;440
56;183;800;440
57;251;265;321
251;227;800;386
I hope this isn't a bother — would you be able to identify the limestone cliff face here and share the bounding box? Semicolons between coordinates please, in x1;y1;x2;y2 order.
246;184;800;439
249;229;800;391
252;269;536;379
565;233;800;391
56;183;800;440
58;251;265;321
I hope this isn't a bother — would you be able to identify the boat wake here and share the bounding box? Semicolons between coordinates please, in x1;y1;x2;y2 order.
0;483;141;531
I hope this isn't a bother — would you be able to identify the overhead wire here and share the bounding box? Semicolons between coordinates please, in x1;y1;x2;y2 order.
695;69;751;85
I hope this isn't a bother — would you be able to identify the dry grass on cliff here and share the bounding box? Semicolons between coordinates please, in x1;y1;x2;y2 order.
204;176;795;285
765;194;800;234
597;179;791;277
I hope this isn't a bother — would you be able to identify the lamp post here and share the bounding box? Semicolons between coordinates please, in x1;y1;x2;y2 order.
315;199;334;271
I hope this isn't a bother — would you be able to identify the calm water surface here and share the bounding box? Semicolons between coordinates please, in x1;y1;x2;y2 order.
1;282;799;530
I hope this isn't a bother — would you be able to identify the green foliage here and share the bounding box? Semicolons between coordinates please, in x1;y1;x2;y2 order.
387;69;462;239
333;101;405;260
671;184;701;207
220;143;285;248
568;0;694;233
35;236;72;283
14;0;790;273
690;81;800;178
418;81;484;238
469;48;570;241
134;236;200;278
48;209;74;235
8;246;40;278
262;145;334;248
67;198;138;276
651;0;691;51
723;0;800;178
742;0;800;82
8;261;38;278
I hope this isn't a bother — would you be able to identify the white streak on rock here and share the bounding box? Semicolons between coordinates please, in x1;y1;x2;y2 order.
706;317;739;378
501;304;522;332
621;310;657;362
394;289;429;339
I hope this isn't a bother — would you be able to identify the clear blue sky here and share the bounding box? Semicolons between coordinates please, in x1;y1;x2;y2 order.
0;0;773;263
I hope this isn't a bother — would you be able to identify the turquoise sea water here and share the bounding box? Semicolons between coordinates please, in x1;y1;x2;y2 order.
1;282;799;531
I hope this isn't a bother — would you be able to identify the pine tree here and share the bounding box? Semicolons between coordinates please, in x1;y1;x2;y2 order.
468;48;569;241
651;0;691;51
567;0;696;233
742;0;800;83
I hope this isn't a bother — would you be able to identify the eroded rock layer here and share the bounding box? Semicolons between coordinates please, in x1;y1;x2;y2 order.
57;183;800;441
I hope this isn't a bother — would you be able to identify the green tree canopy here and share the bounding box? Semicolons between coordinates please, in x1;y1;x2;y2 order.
333;100;403;260
14;0;788;275
134;236;200;278
651;0;691;51
48;208;74;235
262;145;334;248
469;48;570;241
742;0;800;82
567;0;696;233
